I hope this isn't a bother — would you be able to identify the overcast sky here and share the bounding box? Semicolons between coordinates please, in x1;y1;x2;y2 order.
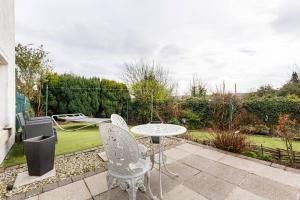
15;0;300;94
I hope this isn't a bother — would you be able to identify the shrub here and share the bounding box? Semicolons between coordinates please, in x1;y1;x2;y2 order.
276;114;297;165
243;151;258;158
244;96;300;133
180;110;202;129
211;132;250;153
209;93;242;130
181;97;210;128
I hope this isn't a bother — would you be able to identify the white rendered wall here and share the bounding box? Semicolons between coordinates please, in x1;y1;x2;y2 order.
0;0;15;163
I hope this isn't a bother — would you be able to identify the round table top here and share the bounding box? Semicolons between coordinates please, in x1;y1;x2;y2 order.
130;123;187;137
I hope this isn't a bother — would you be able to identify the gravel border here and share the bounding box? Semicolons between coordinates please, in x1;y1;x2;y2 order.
0;137;184;200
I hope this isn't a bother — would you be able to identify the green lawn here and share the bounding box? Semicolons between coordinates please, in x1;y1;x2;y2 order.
4;124;300;167
190;130;300;152
3;123;103;167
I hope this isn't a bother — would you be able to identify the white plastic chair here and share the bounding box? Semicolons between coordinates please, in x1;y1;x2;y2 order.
111;114;147;159
99;123;155;200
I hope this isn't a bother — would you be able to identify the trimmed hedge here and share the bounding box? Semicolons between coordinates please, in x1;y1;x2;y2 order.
46;73;129;117
244;96;300;126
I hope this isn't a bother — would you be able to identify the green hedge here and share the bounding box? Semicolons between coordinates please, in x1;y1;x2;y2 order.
244;96;300;126
46;73;129;117
181;97;210;129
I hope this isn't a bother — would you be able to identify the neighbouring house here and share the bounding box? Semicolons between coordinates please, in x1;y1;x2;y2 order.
0;0;15;163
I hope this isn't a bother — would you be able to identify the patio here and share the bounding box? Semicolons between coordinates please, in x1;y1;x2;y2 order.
22;142;299;200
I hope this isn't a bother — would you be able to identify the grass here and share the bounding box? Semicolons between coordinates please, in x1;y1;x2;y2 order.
3;123;102;167
5;123;300;167
190;130;300;152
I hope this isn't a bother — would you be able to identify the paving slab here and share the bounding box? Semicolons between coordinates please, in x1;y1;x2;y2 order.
165;184;208;200
179;154;215;171
161;161;200;182
240;173;298;200
175;143;203;154
183;172;235;200
149;169;180;196
25;196;39;200
164;148;190;161
100;187;150;200
98;152;108;162
203;161;249;185
255;165;300;188
39;180;91;200
225;187;267;200
84;171;108;196
14;169;56;187
194;148;227;161
219;155;268;174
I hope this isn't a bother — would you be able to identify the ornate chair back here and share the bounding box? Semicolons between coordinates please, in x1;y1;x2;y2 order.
99;123;140;176
111;114;129;131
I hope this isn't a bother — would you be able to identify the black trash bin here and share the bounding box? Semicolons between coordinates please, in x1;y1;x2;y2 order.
24;135;55;176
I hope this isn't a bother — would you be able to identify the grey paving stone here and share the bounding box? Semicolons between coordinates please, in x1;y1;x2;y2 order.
58;177;72;187
94;167;106;174
165;184;208;200
161;161;200;182
25;196;38;200
179;154;215;171
271;163;286;170
7;193;25;200
240;173;298;200
225;187;266;200
42;182;58;192
84;171;108;196
183;172;235;200
285;166;300;174
25;187;42;198
204;161;249;185
92;195;100;200
71;174;84;182
39;180;92;200
100;188;150;200
150;169;181;195
84;170;97;178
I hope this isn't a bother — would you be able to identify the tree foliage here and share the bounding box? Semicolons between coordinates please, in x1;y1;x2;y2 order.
15;43;52;115
47;74;129;117
123;60;173;123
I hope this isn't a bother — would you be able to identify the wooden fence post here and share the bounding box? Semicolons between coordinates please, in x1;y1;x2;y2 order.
260;144;264;156
277;148;281;160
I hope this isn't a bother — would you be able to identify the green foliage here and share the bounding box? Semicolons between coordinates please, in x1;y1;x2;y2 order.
15;43;52;115
243;151;258;158
209;93;241;130
181;97;210;128
255;85;278;97
181;110;202;129
244;96;300;128
47;73;129;117
279;83;300;97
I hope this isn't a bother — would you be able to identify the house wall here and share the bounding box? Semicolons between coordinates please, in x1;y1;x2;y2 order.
0;0;15;163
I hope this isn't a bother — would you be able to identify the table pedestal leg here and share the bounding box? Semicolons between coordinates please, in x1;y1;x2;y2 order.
158;136;163;199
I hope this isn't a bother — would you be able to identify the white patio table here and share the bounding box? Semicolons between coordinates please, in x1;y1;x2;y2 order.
131;124;187;199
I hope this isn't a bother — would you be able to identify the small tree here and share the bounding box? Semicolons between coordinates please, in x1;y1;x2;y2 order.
190;74;207;97
276;114;297;165
16;43;52;115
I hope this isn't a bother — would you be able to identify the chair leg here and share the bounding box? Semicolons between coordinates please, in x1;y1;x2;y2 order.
127;180;138;200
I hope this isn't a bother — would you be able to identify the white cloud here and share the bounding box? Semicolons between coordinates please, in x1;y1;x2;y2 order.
15;0;300;94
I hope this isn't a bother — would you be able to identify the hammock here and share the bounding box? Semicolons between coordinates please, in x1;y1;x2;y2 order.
52;113;110;132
